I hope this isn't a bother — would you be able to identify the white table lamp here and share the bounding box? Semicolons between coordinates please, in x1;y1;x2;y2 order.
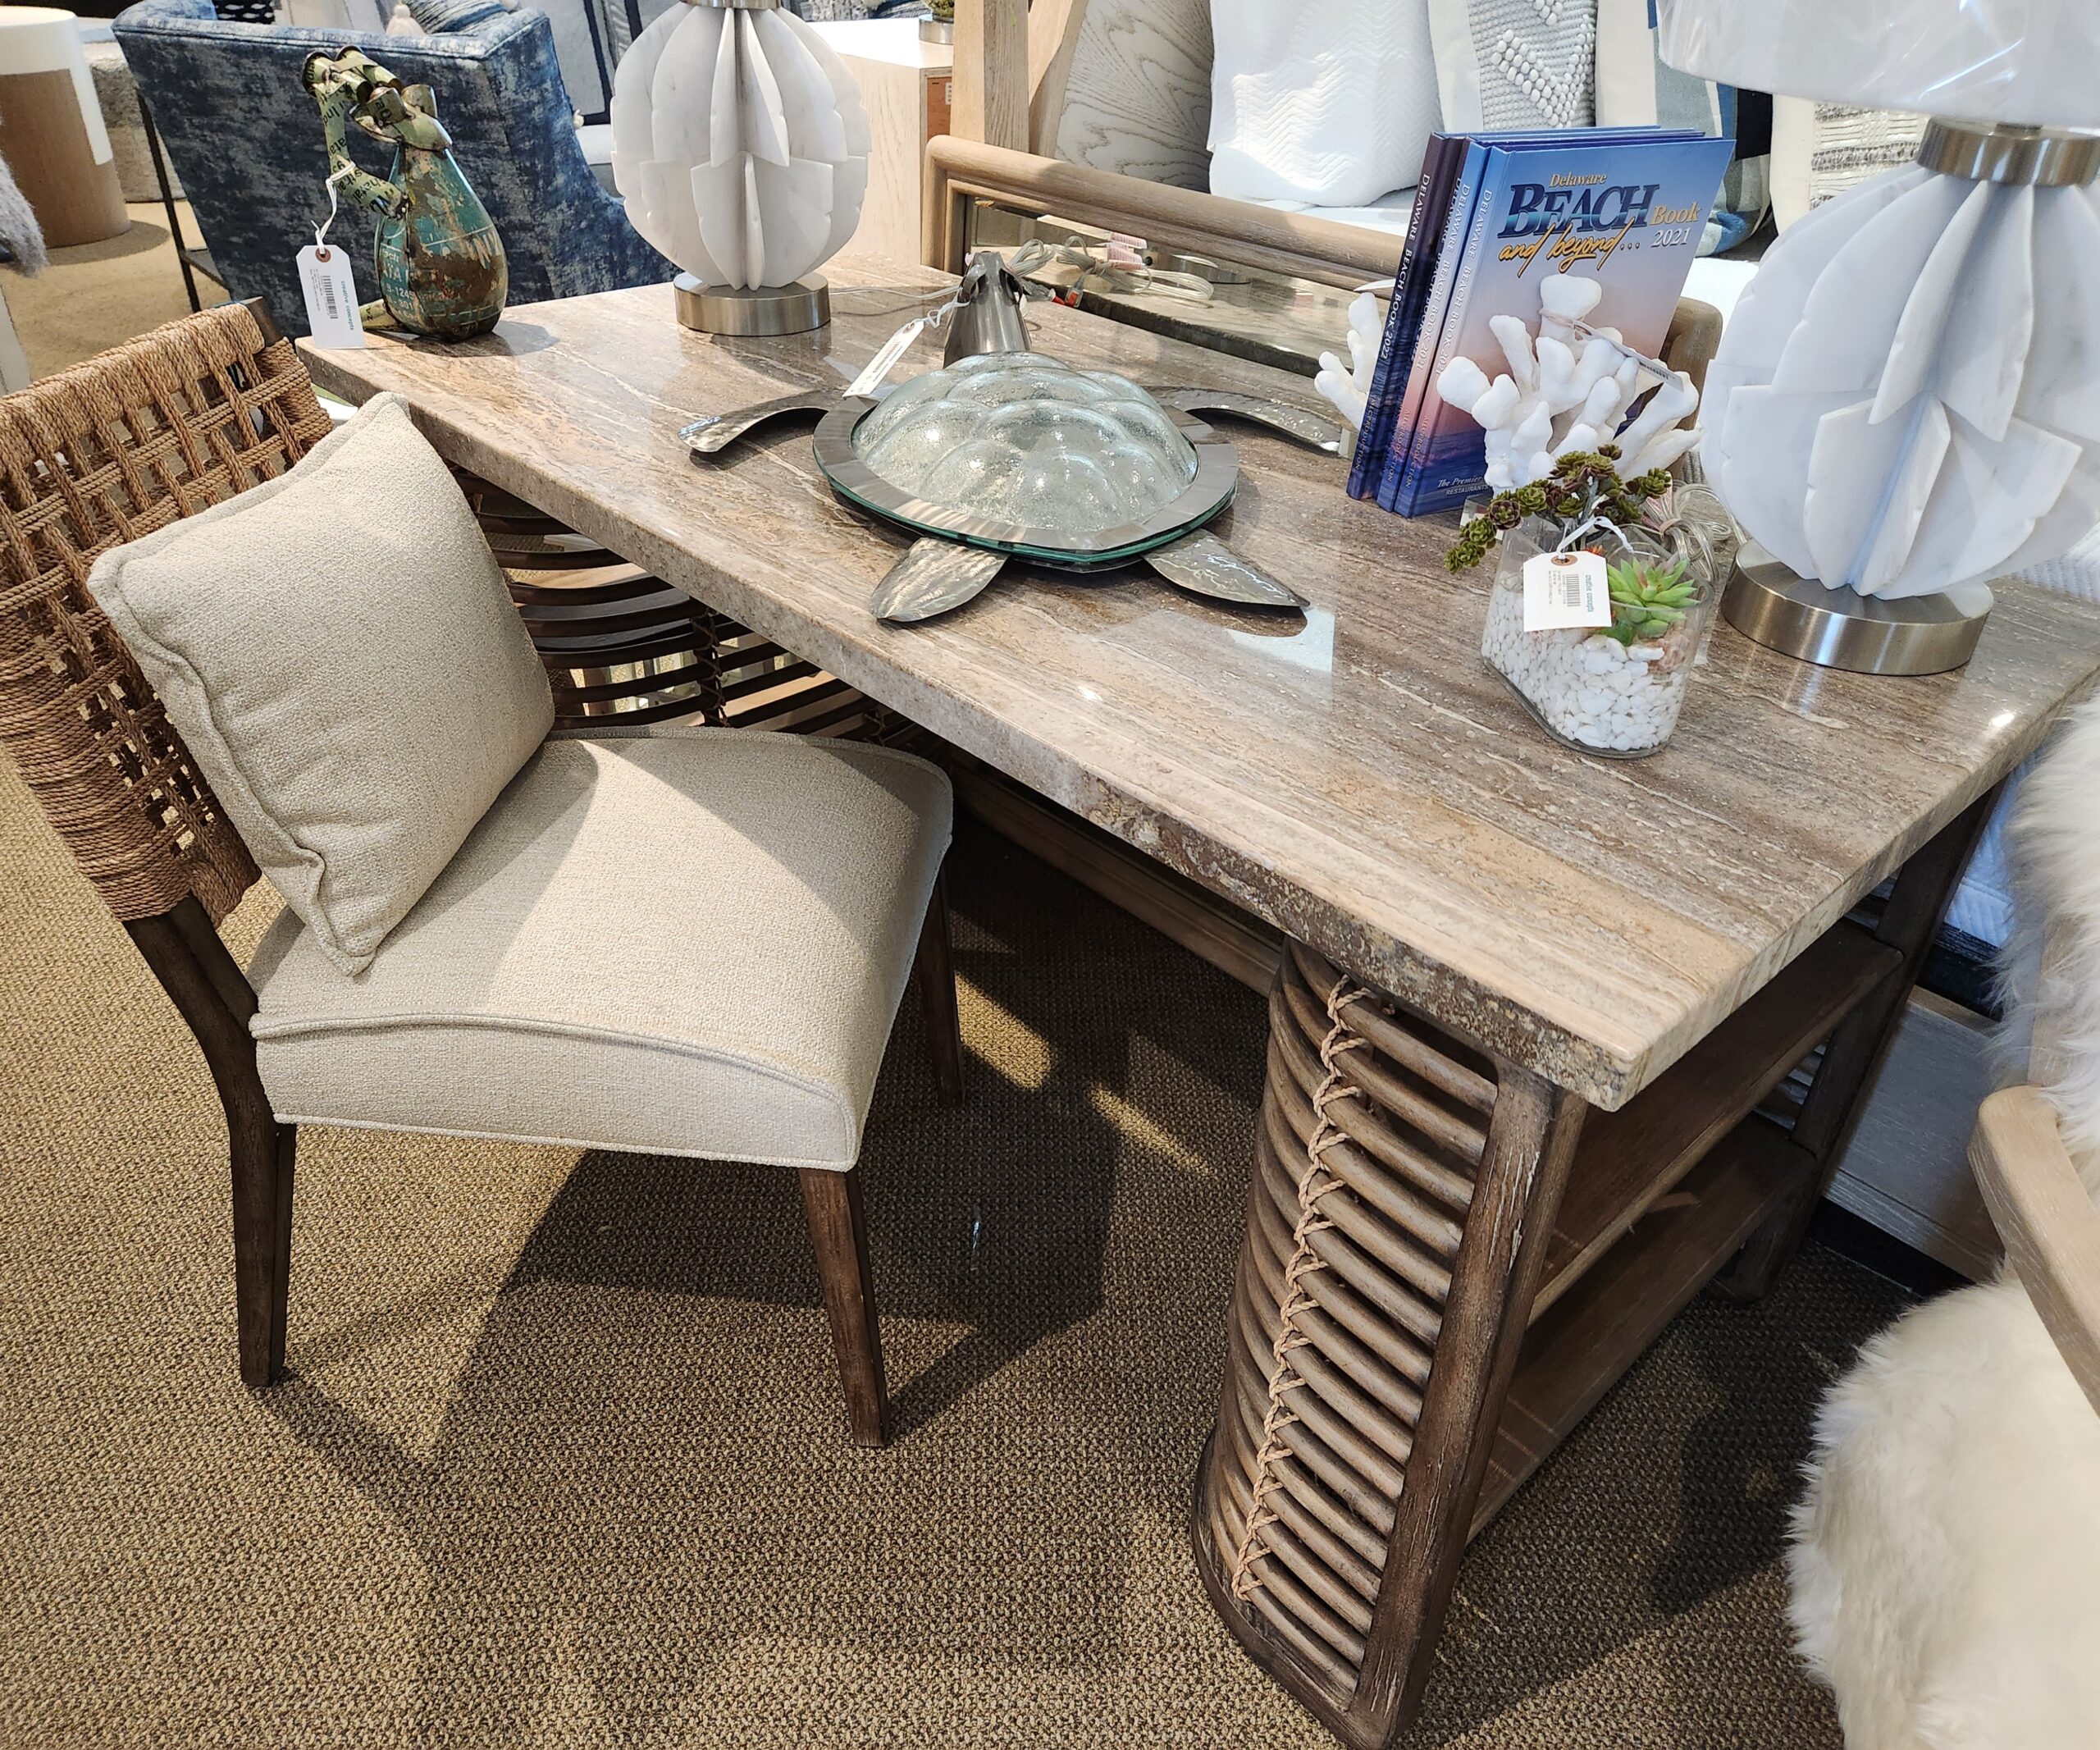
1659;0;2100;673
610;0;871;336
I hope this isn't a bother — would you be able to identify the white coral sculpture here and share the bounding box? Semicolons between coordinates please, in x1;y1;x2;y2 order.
1314;291;1383;437
1436;277;1701;491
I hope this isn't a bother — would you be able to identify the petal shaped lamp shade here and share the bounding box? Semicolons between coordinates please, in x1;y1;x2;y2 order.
1656;0;2100;670
1702;147;2100;606
1656;0;2100;130
610;0;870;333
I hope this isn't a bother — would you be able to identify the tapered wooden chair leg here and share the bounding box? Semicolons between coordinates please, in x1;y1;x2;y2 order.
231;1118;296;1388
126;900;296;1391
800;1167;890;1446
915;870;965;1108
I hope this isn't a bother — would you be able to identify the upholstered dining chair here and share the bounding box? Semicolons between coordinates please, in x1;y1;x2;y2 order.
0;299;962;1446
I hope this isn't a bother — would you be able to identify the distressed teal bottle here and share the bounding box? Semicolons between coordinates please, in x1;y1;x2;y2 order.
303;49;507;340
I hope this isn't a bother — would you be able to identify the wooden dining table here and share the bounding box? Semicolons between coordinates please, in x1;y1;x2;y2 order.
301;253;2100;1748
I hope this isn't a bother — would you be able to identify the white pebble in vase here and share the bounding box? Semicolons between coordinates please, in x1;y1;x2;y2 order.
1481;573;1704;758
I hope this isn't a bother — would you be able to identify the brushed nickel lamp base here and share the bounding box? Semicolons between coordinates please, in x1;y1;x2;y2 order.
1722;543;1991;677
673;272;830;336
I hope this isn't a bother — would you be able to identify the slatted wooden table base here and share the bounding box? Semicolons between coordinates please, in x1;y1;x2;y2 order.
459;469;902;739
1193;794;1992;1745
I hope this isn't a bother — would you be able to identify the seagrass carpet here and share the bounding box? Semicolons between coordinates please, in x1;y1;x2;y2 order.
0;747;1902;1749
6;207;195;383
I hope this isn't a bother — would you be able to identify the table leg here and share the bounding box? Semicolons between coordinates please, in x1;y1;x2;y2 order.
1194;789;1999;1742
1193;942;1586;1748
1712;785;1999;1302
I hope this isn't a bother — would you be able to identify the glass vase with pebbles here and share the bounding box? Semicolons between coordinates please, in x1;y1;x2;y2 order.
1480;517;1716;758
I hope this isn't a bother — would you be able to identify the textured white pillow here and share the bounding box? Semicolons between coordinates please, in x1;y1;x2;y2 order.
1427;0;1597;132
1208;0;1442;207
89;392;553;976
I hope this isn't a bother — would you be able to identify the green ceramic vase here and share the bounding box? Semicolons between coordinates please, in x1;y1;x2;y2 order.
304;52;508;341
370;90;506;340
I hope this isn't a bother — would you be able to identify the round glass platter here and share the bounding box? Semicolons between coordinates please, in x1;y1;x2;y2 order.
810;353;1239;571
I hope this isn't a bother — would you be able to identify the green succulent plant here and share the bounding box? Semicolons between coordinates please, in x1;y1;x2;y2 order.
1602;555;1697;646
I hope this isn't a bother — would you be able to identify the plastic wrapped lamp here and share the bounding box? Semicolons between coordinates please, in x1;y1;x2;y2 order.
609;0;871;336
1659;0;2100;674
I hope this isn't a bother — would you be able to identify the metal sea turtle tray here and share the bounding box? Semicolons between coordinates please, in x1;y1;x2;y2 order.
678;268;1344;624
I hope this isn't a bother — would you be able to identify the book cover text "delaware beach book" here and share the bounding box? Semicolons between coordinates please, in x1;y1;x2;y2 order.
1382;131;1733;515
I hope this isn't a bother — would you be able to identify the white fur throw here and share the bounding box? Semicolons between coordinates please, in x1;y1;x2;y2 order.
0;143;47;276
1788;1277;2100;1750
1787;693;2100;1749
2001;692;2100;1183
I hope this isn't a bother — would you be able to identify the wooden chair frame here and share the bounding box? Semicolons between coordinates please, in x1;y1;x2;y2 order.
1970;1085;2100;1414
0;300;961;1446
1970;928;2100;1416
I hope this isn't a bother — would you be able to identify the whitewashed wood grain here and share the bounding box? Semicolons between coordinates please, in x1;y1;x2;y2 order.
815;25;947;270
955;0;1029;151
1048;0;1213;191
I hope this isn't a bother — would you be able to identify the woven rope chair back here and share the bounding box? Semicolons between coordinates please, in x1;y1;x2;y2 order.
0;302;333;925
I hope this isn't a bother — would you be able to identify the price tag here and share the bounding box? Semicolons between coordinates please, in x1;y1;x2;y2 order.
845;316;927;397
1522;548;1611;632
296;244;365;350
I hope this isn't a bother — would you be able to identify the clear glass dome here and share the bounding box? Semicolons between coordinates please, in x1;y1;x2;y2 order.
851;352;1200;536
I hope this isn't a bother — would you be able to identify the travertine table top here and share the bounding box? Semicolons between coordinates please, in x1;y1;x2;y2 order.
301;256;2100;1108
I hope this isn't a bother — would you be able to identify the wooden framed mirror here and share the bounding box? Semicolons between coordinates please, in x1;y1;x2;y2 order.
923;0;1723;387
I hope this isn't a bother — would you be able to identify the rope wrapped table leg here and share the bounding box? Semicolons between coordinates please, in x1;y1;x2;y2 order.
1196;944;1530;1733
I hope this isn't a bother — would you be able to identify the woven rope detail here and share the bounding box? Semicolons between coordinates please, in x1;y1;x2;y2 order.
0;304;333;923
1227;970;1369;1602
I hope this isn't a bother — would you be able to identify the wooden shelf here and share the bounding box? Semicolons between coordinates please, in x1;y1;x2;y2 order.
1532;918;1897;1321
1472;1114;1819;1538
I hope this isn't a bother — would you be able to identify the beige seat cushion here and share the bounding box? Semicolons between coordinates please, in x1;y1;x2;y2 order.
89;392;554;976
246;729;952;1170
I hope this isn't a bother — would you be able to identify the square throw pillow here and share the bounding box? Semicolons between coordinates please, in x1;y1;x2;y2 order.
1428;0;1598;133
1208;0;1443;208
89;391;553;976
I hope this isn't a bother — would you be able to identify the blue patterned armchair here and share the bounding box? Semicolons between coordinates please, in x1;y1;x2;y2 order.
114;0;671;336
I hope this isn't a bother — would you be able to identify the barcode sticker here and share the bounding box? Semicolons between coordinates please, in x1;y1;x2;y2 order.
297;244;366;351
1522;548;1611;631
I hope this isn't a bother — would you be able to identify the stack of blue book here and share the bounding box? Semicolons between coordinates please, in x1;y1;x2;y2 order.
1346;127;1734;518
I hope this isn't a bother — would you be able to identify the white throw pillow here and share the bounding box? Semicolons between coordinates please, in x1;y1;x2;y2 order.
89;392;554;976
1208;0;1442;208
1427;0;1597;133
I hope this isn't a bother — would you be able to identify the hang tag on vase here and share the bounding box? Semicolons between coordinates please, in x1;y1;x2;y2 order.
1521;548;1610;632
296;244;366;350
844;288;971;398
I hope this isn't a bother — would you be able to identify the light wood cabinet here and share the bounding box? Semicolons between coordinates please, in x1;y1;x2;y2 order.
810;21;953;272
